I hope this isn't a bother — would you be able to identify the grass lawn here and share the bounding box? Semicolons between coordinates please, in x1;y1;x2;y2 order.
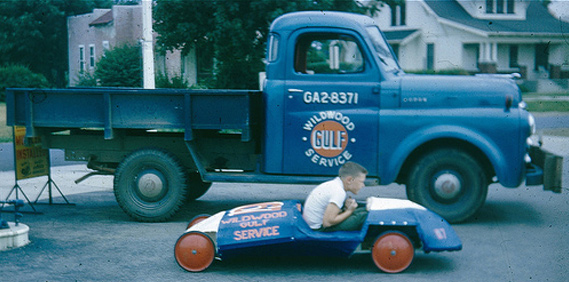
523;92;569;98
523;92;569;112
525;100;569;112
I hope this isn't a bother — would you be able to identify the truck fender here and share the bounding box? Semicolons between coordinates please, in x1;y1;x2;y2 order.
385;125;505;185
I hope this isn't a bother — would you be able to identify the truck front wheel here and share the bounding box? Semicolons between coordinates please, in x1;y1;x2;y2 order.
114;149;187;222
406;148;488;223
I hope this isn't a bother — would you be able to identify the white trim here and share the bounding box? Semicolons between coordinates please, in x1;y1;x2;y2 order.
438;18;489;38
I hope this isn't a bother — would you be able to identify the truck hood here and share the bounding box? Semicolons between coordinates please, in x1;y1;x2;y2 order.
399;74;521;109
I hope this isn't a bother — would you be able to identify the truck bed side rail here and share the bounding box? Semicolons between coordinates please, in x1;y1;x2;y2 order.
6;88;261;142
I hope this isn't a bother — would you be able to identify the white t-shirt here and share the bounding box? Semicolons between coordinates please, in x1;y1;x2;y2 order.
303;177;347;229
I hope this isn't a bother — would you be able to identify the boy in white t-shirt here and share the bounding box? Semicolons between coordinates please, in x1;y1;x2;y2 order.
303;162;368;231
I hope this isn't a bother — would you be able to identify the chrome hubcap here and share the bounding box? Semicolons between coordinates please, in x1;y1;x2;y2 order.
137;171;165;201
433;173;462;200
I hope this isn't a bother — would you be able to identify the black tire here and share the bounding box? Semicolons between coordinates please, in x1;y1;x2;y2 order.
185;171;212;201
406;148;488;223
114;149;187;222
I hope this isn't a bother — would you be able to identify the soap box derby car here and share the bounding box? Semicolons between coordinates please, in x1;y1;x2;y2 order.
174;197;462;273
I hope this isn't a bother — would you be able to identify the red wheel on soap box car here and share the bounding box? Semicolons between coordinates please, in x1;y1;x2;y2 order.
371;231;414;273
186;214;210;230
174;231;215;272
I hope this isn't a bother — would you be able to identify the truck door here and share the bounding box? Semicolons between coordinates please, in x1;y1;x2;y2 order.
282;30;380;176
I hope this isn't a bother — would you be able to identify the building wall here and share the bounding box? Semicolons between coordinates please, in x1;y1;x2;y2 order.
113;6;142;46
68;9;112;86
155;47;198;87
68;5;191;87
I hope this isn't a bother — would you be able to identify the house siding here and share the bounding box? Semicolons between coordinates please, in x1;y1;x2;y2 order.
377;0;569;89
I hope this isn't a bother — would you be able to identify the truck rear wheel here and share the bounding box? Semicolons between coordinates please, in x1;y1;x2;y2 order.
406;148;488;223
114;149;187;222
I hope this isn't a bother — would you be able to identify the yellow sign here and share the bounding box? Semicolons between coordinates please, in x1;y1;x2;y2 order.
14;126;49;180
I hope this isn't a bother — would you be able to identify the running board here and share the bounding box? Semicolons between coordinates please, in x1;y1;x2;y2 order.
185;141;379;186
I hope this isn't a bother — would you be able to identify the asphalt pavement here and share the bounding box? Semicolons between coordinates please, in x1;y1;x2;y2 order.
0;115;567;281
0;157;567;281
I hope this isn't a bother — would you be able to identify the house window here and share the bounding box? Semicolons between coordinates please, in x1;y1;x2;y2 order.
89;44;95;69
102;41;110;50
486;0;494;13
390;2;406;26
486;0;515;14
427;43;434;70
535;43;549;71
79;45;85;72
496;0;504;13
509;45;518;68
506;0;515;14
391;44;400;61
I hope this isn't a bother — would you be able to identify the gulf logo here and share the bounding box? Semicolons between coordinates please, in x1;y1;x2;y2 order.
311;120;348;158
303;111;356;167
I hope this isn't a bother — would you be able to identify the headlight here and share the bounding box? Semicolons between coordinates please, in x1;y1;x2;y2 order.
528;113;536;136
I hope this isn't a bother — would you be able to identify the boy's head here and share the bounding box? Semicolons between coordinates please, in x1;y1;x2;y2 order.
339;162;367;194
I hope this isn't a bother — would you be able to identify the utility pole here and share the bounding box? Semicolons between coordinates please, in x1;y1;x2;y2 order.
142;0;155;89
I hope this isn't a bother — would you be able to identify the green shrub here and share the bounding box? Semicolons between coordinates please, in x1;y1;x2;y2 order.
156;73;189;89
75;71;98;87
0;65;50;101
95;44;142;87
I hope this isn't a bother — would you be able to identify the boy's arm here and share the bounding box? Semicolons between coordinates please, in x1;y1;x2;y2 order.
322;200;356;228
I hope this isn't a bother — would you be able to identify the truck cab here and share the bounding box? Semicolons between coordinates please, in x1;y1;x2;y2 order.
263;12;388;177
261;11;561;222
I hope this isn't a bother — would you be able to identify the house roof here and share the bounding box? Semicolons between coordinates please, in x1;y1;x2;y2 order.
89;10;113;27
424;0;569;36
384;29;419;41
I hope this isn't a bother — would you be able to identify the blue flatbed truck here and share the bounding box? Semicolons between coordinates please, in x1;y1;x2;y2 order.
6;11;562;223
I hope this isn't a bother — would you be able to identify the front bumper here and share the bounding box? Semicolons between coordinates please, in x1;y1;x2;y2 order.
526;145;563;193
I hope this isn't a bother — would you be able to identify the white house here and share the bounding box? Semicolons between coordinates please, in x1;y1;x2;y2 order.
375;0;569;91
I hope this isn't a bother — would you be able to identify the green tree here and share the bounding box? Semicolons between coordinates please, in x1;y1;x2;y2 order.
154;0;384;89
0;65;50;101
0;0;113;87
95;44;143;87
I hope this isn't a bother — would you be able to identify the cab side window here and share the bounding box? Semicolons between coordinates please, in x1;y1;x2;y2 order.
294;33;364;75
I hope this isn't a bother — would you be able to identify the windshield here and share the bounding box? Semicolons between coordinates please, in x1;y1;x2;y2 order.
366;26;401;73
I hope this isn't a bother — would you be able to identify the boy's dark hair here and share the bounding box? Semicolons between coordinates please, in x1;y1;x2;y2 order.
338;161;368;178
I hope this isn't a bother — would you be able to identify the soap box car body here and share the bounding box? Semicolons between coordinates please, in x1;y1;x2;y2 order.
174;197;462;273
